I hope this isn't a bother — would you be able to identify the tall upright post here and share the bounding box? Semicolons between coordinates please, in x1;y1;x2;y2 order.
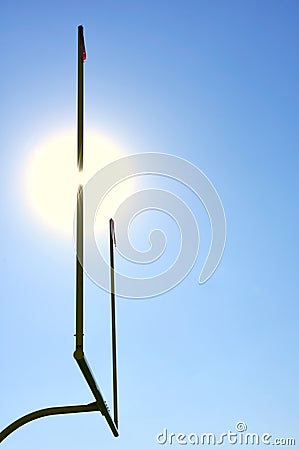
75;25;86;353
109;219;118;429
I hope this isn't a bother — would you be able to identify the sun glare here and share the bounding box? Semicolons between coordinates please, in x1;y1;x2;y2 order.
26;130;132;234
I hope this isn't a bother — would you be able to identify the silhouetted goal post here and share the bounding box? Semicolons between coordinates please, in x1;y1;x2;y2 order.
74;25;119;437
0;25;119;444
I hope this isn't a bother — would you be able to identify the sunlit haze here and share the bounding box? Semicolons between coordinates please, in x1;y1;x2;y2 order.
25;130;132;234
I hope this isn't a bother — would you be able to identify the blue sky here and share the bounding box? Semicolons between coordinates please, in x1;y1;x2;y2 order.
1;1;298;449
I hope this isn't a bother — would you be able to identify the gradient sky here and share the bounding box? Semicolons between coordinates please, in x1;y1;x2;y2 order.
1;1;298;449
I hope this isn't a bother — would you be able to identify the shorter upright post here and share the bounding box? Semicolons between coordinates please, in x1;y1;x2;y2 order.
109;218;118;429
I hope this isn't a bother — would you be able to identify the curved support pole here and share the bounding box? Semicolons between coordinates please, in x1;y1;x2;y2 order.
0;402;98;444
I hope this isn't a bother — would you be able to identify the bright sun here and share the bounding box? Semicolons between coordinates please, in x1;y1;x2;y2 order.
26;130;132;234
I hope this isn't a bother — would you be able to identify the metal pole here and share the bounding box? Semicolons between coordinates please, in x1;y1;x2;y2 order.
0;403;99;444
109;218;118;429
75;25;85;352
